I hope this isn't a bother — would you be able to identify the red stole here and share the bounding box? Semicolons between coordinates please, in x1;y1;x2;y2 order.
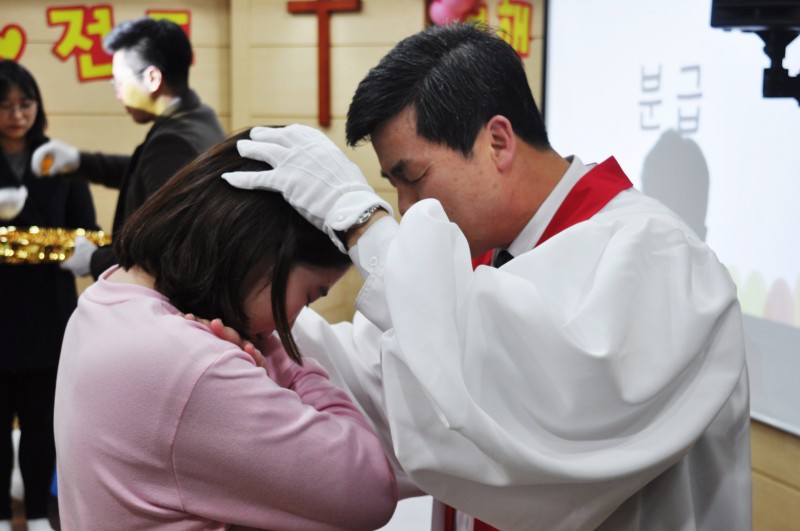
471;157;632;270
455;157;632;531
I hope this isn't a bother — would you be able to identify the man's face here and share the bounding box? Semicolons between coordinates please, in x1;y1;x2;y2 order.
370;106;499;257
110;50;156;124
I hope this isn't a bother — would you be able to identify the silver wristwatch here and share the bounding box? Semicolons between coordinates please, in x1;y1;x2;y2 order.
337;204;384;248
351;204;383;229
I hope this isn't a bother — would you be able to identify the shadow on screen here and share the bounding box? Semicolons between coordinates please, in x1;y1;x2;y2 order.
640;129;709;241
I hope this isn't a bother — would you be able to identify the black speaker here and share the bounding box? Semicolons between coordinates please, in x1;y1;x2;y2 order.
710;0;800;103
710;0;800;31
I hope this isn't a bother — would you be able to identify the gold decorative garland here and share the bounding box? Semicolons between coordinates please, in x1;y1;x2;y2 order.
0;226;112;265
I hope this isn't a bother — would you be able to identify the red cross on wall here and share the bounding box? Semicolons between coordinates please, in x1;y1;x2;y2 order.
287;0;362;127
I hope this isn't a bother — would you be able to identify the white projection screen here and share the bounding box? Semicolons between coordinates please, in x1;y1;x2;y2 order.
544;0;800;434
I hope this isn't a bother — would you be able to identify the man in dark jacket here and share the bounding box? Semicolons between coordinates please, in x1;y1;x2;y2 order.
32;17;226;279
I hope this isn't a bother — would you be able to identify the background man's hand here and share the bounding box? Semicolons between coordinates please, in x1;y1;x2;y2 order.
31;139;80;176
60;236;97;277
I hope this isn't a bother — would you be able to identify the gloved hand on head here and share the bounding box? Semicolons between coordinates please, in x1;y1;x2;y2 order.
0;186;28;220
222;125;392;252
60;235;97;277
31;139;80;176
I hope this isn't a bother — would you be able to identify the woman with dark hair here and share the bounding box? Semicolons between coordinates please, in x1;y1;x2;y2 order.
53;130;398;529
0;60;99;531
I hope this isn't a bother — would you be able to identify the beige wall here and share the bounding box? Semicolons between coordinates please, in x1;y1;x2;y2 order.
4;1;798;528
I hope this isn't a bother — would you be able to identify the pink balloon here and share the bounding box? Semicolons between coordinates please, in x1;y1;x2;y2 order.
429;1;461;25
443;0;476;15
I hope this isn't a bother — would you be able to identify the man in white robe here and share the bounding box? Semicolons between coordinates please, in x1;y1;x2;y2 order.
223;23;751;531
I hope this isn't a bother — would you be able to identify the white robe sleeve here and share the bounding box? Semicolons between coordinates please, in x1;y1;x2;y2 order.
293;308;425;499
297;196;748;531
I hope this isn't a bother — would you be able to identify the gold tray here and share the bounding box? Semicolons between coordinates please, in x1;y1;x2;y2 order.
0;226;111;265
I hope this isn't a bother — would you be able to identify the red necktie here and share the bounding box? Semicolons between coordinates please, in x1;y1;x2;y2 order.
450;157;632;531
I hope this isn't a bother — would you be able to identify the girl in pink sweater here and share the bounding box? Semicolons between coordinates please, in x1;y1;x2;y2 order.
53;131;398;530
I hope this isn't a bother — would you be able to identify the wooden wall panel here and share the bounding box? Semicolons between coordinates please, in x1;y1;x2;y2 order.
192;46;231;118
249;0;425;45
45;115;145;153
752;420;800;487
752;421;800;530
248;47;317;117
16;45;119;115
247;46;390;119
753;472;800;531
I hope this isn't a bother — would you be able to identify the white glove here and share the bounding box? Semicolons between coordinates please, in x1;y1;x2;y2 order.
0;186;27;220
31;139;80;176
60;235;97;277
221;125;392;252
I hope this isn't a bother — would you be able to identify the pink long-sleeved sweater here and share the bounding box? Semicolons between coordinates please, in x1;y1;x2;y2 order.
54;267;397;530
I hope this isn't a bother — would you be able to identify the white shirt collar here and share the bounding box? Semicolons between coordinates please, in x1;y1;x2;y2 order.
505;155;595;258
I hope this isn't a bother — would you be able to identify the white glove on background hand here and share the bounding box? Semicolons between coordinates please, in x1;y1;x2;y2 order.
31;139;80;176
0;186;28;220
221;124;392;252
60;235;97;277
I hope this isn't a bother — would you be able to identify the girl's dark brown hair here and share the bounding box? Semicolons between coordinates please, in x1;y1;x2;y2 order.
114;129;351;363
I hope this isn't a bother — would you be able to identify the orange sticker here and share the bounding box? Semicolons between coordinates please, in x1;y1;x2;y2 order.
41;155;54;176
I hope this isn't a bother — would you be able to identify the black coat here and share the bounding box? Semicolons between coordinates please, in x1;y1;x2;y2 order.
75;90;226;278
0;137;100;370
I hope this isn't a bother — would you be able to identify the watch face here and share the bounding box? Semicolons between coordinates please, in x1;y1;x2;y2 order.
355;205;379;226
